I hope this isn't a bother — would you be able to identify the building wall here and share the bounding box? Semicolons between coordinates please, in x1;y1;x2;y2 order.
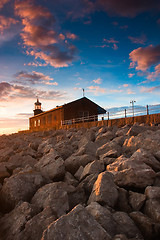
29;107;64;131
63;98;98;120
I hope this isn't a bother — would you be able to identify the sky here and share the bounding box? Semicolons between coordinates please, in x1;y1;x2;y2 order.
0;0;160;134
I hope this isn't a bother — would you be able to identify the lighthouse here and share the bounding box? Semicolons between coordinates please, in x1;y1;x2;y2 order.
33;98;43;116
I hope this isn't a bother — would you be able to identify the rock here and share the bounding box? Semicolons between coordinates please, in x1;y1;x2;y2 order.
95;126;108;137
7;154;37;171
54;140;74;160
107;155;156;188
37;138;55;156
0;147;14;162
144;199;160;222
113;211;143;239
154;172;160;187
35;149;65;180
0;202;38;240
145;186;160;200
130;149;160;172
100;156;115;166
0;163;10;183
31;182;71;218
88;172;118;208
126;125;146;136
86;202;117;237
74;165;84;180
16;207;56;240
95;131;115;146
116;125;130;137
130;211;160;240
79;173;99;194
68;186;87;210
80;160;105;181
0;171;45;212
102;149;119;158
112;234;128;240
76;140;97;157
17;146;36;158
65;154;93;174
129;191;146;211
64;172;78;187
96;141;121;158
42;204;111;240
117;188;132;213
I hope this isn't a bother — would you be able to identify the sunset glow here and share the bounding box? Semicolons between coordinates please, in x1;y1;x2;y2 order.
1;0;160;134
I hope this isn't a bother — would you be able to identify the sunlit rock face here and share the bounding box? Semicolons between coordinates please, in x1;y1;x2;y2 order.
0;124;160;240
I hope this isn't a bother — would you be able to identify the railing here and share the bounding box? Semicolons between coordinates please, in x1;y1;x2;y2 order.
61;104;160;125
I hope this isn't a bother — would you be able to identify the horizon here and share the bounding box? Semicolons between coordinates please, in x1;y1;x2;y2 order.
1;0;160;134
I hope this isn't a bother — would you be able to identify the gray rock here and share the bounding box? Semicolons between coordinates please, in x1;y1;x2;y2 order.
64;171;78;187
88;172;118;208
86;202;116;237
74;166;84;180
145;186;160;200
0;171;45;212
117;188;132;213
42;204;111;240
113;211;143;239
79;173;99;194
80;160;105;181
96;141;121;158
35;149;65;180
0;162;10;183
129;191;146;211
0;147;14;162
144;199;160;222
16;207;56;240
65;154;93;174
95;131;115;146
0;202;38;240
130;211;160;240
31;182;72;218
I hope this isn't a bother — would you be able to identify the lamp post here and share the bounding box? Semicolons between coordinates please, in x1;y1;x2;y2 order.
130;100;136;117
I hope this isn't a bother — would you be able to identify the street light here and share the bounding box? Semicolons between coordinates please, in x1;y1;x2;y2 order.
130;100;136;117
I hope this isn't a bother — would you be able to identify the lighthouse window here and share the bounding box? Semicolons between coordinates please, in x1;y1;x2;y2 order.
38;119;40;126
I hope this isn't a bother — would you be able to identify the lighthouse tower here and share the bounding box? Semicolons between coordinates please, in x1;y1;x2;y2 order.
33;98;43;116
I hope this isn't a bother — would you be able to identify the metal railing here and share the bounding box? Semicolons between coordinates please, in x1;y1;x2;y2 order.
61;104;160;125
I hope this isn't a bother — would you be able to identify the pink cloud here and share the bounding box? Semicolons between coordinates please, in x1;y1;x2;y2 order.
147;63;160;81
87;86;106;95
93;77;102;84
97;0;160;17
15;0;77;68
103;38;119;50
66;33;78;40
0;0;10;9
0;15;18;33
129;45;160;71
123;84;129;87
140;86;160;93
128;73;135;78
128;34;147;44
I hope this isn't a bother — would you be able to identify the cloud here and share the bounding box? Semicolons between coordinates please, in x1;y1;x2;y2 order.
15;0;77;68
146;63;160;81
127;89;135;94
93;77;102;84
123;84;129;87
0;15;18;33
103;38;119;50
129;45;160;71
140;86;160;93
13;70;58;85
0;0;10;9
0;81;64;101
66;33;78;40
87;86;106;95
128;73;135;78
128;34;147;44
97;0;160;17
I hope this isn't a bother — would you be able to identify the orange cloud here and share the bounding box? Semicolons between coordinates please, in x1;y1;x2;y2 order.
129;45;160;71
66;33;77;40
97;0;160;17
87;86;106;95
0;15;18;33
93;77;102;84
15;0;76;68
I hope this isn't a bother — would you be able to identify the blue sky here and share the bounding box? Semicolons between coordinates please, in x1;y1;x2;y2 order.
0;0;160;134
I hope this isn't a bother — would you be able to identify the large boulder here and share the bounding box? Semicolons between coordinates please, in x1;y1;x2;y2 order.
65;154;93;174
88;172;118;208
145;186;160;200
86;202;116;238
129;191;146;211
0;171;46;212
0;202;38;240
31;182;72;218
96;141;122;158
95;131;115;146
80;160;105;181
0;162;10;183
34;149;65;180
144;199;160;222
16;207;56;240
107;155;156;188
0;147;14;163
42;204;111;240
130;211;160;240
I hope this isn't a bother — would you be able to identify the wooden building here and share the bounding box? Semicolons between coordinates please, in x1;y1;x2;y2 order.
29;97;106;131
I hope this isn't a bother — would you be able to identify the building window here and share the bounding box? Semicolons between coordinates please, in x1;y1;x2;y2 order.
79;111;89;118
38;119;40;126
34;121;36;127
54;116;57;121
47;114;52;124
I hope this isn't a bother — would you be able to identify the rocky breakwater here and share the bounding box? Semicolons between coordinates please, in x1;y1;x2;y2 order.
0;123;160;240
